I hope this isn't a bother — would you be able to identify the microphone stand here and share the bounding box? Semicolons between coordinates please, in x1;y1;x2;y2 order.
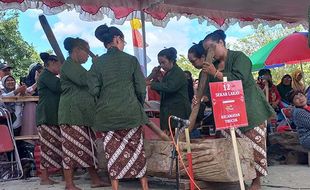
169;122;183;190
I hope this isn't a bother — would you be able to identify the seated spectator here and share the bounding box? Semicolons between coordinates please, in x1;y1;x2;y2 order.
291;69;305;92
288;90;310;149
1;76;25;135
257;69;282;113
277;74;292;105
0;75;36;133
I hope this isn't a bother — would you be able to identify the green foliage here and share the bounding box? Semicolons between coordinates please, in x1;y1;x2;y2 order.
177;54;200;79
227;24;304;56
0;11;40;79
177;24;310;88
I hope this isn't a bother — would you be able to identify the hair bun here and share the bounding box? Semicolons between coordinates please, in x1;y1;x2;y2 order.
214;30;226;41
40;52;50;62
168;47;177;55
95;24;109;43
95;24;124;46
158;47;178;63
63;37;75;51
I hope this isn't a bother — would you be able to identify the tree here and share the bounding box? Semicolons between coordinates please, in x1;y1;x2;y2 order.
177;24;309;87
0;11;40;79
227;24;304;56
177;54;200;79
227;24;309;87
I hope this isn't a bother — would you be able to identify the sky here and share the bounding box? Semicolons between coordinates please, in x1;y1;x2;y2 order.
17;9;255;73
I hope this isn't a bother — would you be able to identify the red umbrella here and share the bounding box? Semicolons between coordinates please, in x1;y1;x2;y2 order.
266;32;310;66
250;32;310;69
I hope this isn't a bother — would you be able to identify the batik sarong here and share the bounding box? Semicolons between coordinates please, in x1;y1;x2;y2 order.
221;123;267;177
38;125;63;169
60;124;98;169
101;126;147;180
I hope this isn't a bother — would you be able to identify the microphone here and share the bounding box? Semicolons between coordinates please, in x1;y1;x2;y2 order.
171;116;190;126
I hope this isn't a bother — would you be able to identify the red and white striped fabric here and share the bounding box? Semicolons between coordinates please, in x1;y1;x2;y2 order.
130;18;151;76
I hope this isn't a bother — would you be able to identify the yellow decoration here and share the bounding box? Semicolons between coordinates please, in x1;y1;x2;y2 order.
130;18;142;30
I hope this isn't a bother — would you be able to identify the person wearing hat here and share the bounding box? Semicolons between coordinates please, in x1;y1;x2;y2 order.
0;63;12;78
0;63;13;90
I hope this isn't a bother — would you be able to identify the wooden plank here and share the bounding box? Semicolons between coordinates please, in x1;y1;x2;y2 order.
145;138;256;182
188;49;214;132
1;96;39;102
39;15;65;63
96;138;256;182
15;135;39;141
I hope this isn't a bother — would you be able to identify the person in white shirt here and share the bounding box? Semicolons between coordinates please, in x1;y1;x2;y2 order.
0;75;34;135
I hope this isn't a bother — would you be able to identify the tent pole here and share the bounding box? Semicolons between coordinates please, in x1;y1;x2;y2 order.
308;5;310;48
300;62;306;86
141;10;148;76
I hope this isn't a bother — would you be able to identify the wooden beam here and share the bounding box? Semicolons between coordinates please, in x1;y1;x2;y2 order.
39;15;65;63
1;96;39;103
15;135;39;141
188;48;214;132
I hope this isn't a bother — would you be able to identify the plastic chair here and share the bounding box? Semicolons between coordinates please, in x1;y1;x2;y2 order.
0;107;23;181
281;107;293;129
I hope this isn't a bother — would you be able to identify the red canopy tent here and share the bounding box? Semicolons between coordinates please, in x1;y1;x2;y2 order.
0;0;308;29
1;0;308;75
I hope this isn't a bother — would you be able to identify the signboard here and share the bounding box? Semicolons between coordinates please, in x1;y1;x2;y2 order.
209;80;248;130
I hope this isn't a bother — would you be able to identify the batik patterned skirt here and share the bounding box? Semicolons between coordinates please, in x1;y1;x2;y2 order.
101;126;147;180
221;123;268;177
60;124;98;169
38;125;63;169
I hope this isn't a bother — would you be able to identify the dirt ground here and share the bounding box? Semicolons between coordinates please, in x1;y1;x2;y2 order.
0;165;310;190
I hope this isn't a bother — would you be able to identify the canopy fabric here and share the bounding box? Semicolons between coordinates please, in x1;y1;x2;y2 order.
250;32;310;71
149;0;309;28
250;38;285;71
0;0;308;28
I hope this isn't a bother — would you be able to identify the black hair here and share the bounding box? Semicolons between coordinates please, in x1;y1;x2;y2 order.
184;70;192;78
258;68;273;87
24;63;43;87
63;37;88;54
287;90;305;105
258;68;271;77
158;47;177;64
95;24;124;48
188;41;205;59
280;74;292;83
203;29;227;46
40;52;58;67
